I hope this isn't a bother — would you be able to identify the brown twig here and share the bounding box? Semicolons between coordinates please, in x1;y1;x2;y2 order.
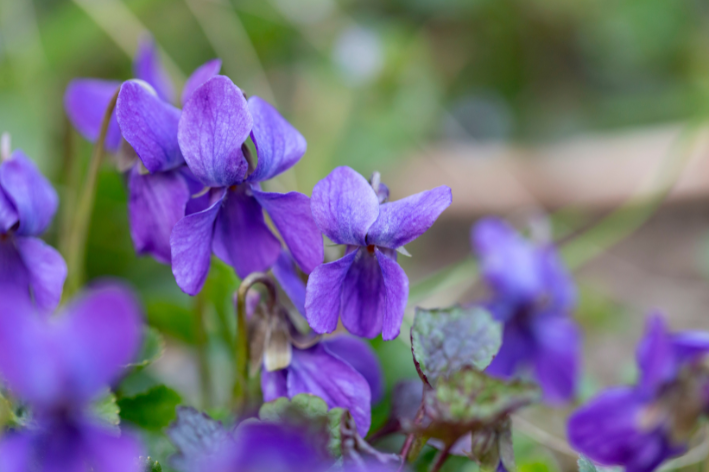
429;442;452;472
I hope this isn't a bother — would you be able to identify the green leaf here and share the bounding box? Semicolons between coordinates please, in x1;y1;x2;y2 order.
578;457;599;472
92;392;120;427
145;300;196;345
128;327;165;370
411;305;502;386
118;385;182;431
167;407;230;472
259;394;344;457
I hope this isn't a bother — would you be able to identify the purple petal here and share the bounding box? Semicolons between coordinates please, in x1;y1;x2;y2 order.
261;368;289;402
212;186;281;278
116;80;184;173
178;76;252;188
539;246;576;313
0;151;58;236
366;186;452;249
171;189;225;295
340;248;385;339
304;250;358;334
486;320;535;379
0;187;18;232
252;188;324;274
310;166;379;246
0;238;31;302
472;218;544;313
672;331;709;364
64;79;122;151
57;284;143;402
288;344;372;436
532;315;580;404
128;167;190;264
636;314;675;398
0;433;33;472
0;289;63;407
133;37;175;104
246;96;307;183
272;250;306;316
377;249;409;341
322;336;384;404
182;59;222;106
84;424;144;472
15;236;67;311
568;387;679;472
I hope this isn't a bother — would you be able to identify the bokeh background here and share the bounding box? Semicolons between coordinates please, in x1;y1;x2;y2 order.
3;0;709;470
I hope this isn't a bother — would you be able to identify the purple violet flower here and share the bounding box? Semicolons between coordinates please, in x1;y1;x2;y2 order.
0;149;66;311
170;75;323;294
472;217;580;403
568;314;709;472
304;166;452;340
258;252;384;436
0;284;144;471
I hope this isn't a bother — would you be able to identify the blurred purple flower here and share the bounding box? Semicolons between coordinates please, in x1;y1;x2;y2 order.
472;217;580;403
0;284;144;472
568;314;709;472
0;150;66;311
304;166;452;340
171;76;323;294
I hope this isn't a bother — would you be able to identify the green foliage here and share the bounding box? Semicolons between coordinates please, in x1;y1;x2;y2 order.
259;394;345;457
92;392;120;427
145;301;196;345
142;457;163;472
118;385;182;431
411;305;501;386
166;407;230;472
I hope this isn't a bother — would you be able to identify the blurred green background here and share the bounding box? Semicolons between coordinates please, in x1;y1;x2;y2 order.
3;0;709;470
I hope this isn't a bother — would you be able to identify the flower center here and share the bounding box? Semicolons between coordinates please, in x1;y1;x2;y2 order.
366;244;376;254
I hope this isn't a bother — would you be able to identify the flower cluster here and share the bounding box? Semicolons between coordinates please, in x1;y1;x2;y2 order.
0;33;706;472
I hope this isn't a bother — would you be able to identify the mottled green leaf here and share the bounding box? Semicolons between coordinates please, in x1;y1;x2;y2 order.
427;369;539;425
167;407;230;472
411;305;502;386
92;392;120;427
118;385;182;431
259;394;344;457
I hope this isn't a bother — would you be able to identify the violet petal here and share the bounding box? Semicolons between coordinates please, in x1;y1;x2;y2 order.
340;248;385;338
64;79;122;151
15;236;67;312
133;37;175;104
116;80;184;173
288;344;372;436
636;314;676;399
246;96;306;183
252;188;323;274
377;249;409;341
366;185;451;249
304;250;358;334
322;336;384;404
0;151;58;237
128;166;191;264
212;186;281;278
178;76;252;188
271;250;306;316
310;166;379;246
261;368;289;402
0;187;18;232
182;59;222;106
532;315;580;404
171;189;225;295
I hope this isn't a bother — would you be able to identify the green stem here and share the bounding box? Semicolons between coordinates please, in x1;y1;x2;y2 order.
194;290;212;409
233;272;277;412
63;87;119;297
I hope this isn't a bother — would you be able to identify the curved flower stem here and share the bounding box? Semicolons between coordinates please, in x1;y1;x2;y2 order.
429;443;452;472
398;402;426;470
232;272;277;411
63;87;119;297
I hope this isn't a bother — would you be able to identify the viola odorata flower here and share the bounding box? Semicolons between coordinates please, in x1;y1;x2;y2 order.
472;217;579;403
568;314;709;472
171;76;323;294
0;150;66;310
305;166;452;340
0;284;144;471
114;61;222;264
